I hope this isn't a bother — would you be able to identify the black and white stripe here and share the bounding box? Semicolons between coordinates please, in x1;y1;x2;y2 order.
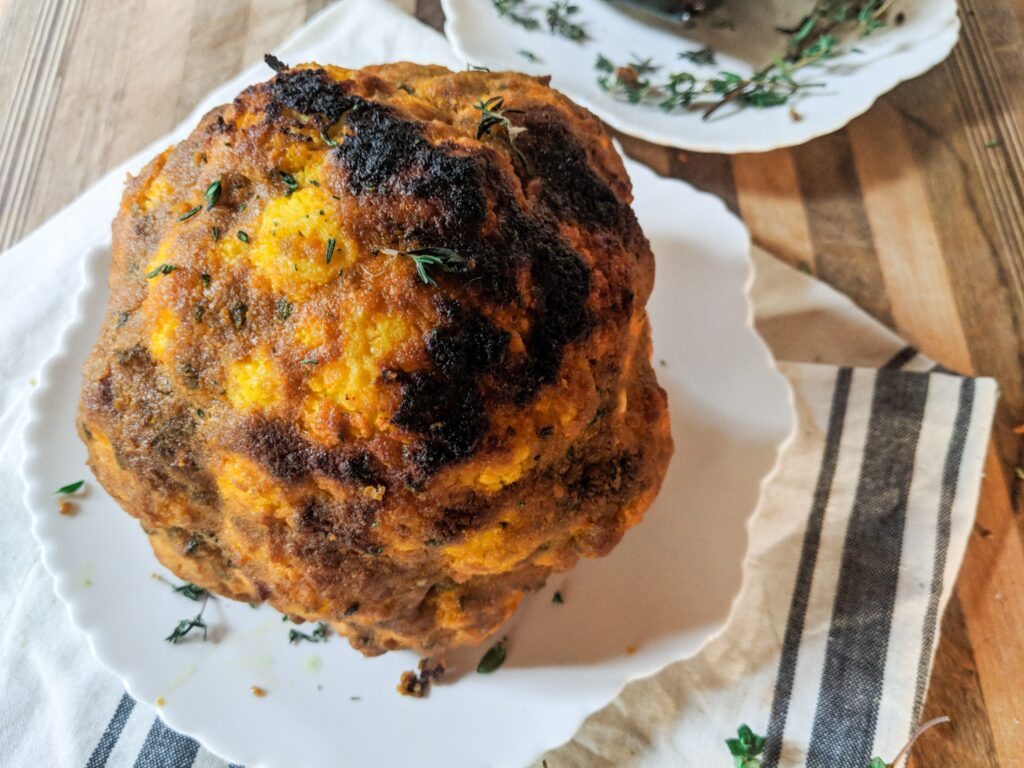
759;368;990;767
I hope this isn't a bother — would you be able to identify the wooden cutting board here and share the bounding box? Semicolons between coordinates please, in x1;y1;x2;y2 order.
0;0;1020;764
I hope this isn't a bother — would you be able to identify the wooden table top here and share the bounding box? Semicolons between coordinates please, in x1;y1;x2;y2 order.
1;0;1020;764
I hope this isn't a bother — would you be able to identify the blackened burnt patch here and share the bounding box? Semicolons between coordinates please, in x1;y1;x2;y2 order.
425;302;510;377
517;107;625;228
337;103;425;193
336;103;488;246
268;68;355;124
391;371;489;476
325;94;593;473
245;420;383;486
264;54;288;73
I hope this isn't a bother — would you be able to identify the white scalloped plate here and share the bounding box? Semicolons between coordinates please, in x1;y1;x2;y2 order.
442;0;959;153
22;158;794;767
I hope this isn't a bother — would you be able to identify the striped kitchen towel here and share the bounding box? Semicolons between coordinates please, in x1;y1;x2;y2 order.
0;1;998;766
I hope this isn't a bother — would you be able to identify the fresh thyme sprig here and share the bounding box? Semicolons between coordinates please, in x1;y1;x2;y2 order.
595;53;824;117
594;0;892;118
489;0;586;41
165;593;209;644
289;621;330;644
546;1;587;41
171;582;207;601
474;96;525;141
374;246;466;286
492;0;540;30
473;95;529;169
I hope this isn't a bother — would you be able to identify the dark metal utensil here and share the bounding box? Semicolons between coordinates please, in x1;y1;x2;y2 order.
610;0;718;21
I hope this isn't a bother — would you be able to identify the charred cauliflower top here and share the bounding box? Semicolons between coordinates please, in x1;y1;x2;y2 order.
78;60;672;656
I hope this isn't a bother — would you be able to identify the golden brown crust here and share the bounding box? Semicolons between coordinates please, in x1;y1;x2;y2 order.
78;61;672;655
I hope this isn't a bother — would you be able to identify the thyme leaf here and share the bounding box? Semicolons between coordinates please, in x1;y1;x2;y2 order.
165;594;209;644
289;621;330;644
55;480;85;495
375;246;465;286
204;178;222;210
491;0;540;30
477;638;507;673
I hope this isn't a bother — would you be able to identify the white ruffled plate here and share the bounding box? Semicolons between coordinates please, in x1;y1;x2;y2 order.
21;113;793;768
443;0;959;153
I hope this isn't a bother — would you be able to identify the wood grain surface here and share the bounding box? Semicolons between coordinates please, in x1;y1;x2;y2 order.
1;0;1021;764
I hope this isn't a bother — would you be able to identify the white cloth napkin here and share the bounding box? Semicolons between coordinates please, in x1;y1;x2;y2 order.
0;1;997;766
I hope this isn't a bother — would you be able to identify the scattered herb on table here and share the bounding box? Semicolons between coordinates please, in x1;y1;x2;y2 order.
552;590;564;604
166;593;210;644
725;724;765;767
55;480;85;495
289;621;330;644
477;638;507;673
518;49;541;62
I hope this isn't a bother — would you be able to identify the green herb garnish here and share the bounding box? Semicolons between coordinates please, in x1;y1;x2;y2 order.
518;49;540;62
726;724;765;768
212;226;220;241
145;264;177;279
177;205;202;222
300;358;320;366
679;46;716;66
204;178;222;209
55;480;85;495
279;171;299;195
477;638;507;673
325;237;336;264
289;621;330;644
237;231;249;243
165;594;209;644
171;582;207;601
546;1;586;41
474;95;525;140
491;0;540;30
552;591;564;604
375;246;465;286
595;0;890;118
200;272;211;287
